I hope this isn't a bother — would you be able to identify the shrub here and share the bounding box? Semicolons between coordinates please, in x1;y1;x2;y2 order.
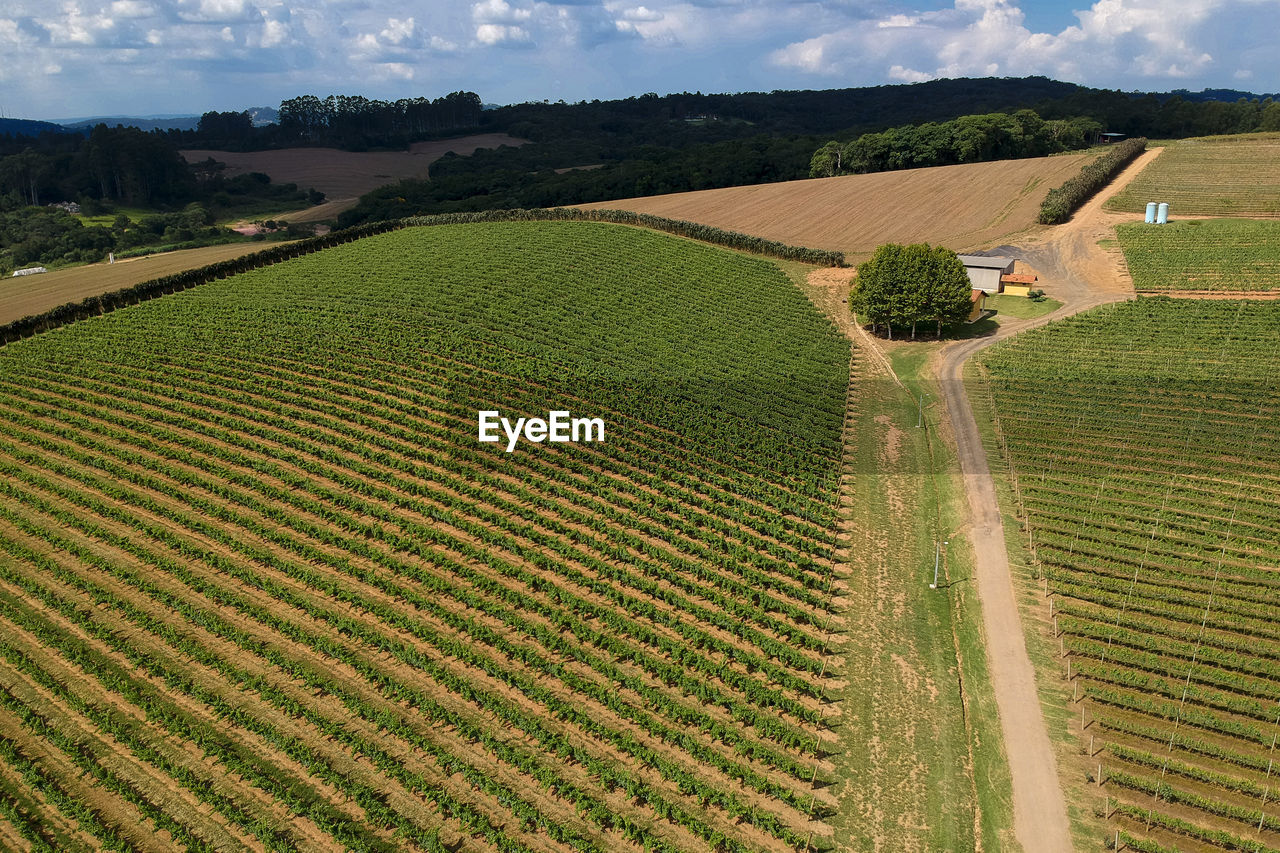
1038;138;1147;225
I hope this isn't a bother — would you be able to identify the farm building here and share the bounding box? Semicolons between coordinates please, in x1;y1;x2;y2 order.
1000;272;1038;297
968;289;987;322
957;255;1015;293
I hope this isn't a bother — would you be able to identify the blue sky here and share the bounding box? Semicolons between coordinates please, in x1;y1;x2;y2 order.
2;0;1278;120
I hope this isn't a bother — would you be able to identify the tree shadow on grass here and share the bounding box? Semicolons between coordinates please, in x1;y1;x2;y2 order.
948;313;1001;339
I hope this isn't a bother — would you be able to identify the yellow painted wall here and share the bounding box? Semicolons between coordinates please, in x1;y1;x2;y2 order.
968;295;986;322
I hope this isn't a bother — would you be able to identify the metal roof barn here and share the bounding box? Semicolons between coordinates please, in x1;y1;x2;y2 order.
957;255;1015;293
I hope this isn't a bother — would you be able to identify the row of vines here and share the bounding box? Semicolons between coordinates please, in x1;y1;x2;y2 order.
1117;219;1280;293
978;298;1280;853
0;208;845;347
0;221;852;851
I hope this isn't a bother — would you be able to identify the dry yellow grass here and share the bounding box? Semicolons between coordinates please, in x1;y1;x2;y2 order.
578;152;1098;260
0;242;278;325
181;133;528;211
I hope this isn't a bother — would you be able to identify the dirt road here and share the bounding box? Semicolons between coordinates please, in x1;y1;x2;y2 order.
935;147;1162;852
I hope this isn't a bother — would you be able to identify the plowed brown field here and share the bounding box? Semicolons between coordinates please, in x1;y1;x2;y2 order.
0;242;284;325
181;133;528;217
578;152;1098;260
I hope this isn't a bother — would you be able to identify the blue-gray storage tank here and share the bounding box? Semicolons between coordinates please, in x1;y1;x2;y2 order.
1157;202;1169;224
1145;202;1157;224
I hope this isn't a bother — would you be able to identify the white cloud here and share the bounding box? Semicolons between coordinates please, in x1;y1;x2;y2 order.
1;0;1277;124
185;0;247;22
0;18;37;46
888;64;932;82
40;3;116;46
476;22;529;44
110;0;154;18
379;61;414;79
257;16;287;47
620;5;662;22
472;0;532;23
380;17;414;44
768;33;839;74
771;0;1279;90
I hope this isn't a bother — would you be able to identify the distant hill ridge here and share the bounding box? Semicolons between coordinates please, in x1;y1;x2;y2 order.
59;115;200;132
0;118;66;137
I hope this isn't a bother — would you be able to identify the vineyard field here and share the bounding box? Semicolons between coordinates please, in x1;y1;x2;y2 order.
1106;132;1280;216
1117;219;1280;292
0;220;853;852
977;298;1280;853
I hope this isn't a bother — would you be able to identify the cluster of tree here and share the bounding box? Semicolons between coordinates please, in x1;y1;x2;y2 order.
486;77;1087;145
0;206;116;269
336;135;818;227
849;243;975;339
1033;89;1280;139
809;110;1102;177
0;203;249;272
336;79;1280;227
0;125;194;207
180;92;485;151
0;125;318;274
0;124;315;216
6;77;1280;250
174;77;1280;162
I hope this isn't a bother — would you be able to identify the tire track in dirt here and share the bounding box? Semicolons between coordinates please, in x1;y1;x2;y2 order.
935;147;1164;853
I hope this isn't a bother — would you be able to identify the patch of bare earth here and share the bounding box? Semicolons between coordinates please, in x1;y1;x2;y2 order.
181;133;529;220
0;242;282;326
579;153;1098;258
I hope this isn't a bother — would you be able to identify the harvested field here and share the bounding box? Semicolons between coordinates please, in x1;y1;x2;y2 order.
181;133;529;215
1106;132;1280;216
576;152;1098;260
0;242;282;326
0;220;851;852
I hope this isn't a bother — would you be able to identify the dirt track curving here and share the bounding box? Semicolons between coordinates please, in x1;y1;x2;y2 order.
934;147;1162;853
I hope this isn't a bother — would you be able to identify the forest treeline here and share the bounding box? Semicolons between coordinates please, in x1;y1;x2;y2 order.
808;111;1103;176
333;81;1280;226
809;95;1280;178
6;76;1280;234
0;125;313;272
194;91;485;150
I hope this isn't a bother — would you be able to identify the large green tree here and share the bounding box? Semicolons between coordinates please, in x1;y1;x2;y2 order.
850;243;974;339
